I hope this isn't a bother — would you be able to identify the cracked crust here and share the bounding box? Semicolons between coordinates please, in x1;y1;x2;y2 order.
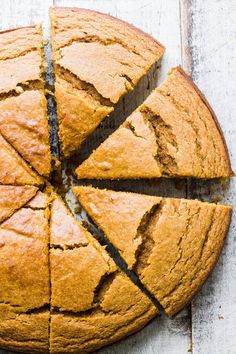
26;191;49;209
0;24;51;177
76;66;232;179
0;24;43;95
49;193;157;353
0;133;42;185
0;90;51;176
0;185;38;222
50;7;164;157
50;273;157;354
0;207;50;352
74;186;232;317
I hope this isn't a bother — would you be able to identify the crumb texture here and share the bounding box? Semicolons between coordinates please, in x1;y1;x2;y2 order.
74;186;232;317
50;7;164;157
76;67;232;179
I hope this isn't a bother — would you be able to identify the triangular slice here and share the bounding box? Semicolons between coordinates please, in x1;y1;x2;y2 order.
50;7;165;157
49;194;157;353
0;91;51;176
0;25;51;176
74;186;232;318
76;67;232;179
0;185;38;223
0;207;50;353
0;133;42;185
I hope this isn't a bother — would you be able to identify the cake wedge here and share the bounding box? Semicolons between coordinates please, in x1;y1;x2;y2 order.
49;193;158;353
76;67;233;179
74;186;232;317
50;7;164;157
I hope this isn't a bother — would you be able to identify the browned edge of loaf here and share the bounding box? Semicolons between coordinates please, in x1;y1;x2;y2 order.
0;24;39;35
51;7;165;52
175;65;234;177
169;204;232;319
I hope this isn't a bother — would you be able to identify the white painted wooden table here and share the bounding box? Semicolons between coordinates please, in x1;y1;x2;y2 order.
0;1;235;353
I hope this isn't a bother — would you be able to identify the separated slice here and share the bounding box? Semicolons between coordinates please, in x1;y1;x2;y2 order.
49;194;157;353
76;67;232;179
50;7;164;157
74;186;232;317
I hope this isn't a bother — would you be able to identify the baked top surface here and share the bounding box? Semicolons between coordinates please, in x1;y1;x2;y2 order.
0;24;51;180
0;7;233;354
76;66;232;179
0;185;38;222
0;133;42;185
49;193;157;353
74;186;232;317
0;205;50;353
50;7;164;157
0;90;51;176
0;25;43;95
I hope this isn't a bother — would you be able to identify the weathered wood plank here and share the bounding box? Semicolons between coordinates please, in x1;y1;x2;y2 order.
0;0;53;37
55;1;192;354
181;1;236;353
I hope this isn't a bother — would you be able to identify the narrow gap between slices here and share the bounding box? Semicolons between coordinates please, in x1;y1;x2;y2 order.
56;58;161;186
43;41;60;160
0;187;38;224
0;131;43;184
77;209;166;316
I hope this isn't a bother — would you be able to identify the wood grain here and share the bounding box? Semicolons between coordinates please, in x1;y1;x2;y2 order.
180;1;236;353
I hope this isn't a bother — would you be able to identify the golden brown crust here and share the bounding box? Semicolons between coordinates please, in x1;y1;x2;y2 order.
0;90;51;176
0;185;38;222
0;23;51;177
26;191;48;209
50;193;89;247
50;273;157;354
74;186;232;317
0;207;50;353
0;133;42;185
174;66;233;176
49;193;157;353
0;309;49;354
55;77;112;157
0;24;42;61
50;7;164;157
0;24;43;94
76;67;232;179
51;7;165;51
